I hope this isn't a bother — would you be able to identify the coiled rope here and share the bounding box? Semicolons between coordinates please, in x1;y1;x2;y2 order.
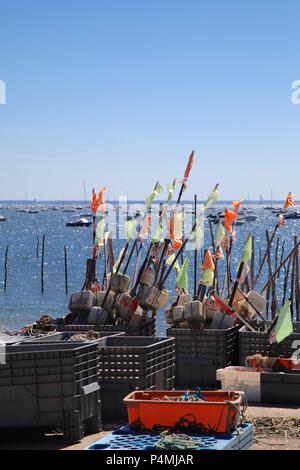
249;416;300;447
155;431;203;450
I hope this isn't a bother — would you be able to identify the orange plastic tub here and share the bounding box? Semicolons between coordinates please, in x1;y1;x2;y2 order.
123;390;244;434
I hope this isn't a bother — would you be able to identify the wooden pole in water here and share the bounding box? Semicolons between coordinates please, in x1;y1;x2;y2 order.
64;245;68;294
41;234;45;293
36;236;39;259
274;237;280;275
278;240;285;279
4;246;8;291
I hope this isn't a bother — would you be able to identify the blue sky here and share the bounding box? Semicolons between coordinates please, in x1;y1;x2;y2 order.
0;0;299;201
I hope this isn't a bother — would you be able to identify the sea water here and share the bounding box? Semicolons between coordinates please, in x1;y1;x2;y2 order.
0;202;298;335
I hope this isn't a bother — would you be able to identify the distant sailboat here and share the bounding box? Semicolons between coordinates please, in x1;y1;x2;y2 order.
264;189;274;210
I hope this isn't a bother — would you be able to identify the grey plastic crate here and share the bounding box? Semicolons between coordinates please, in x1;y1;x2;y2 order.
19;331;124;343
261;371;300;405
0;342;101;442
98;336;175;421
167;325;240;387
239;322;300;365
49;318;156;336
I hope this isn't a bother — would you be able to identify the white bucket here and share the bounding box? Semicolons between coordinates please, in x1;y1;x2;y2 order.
217;366;261;403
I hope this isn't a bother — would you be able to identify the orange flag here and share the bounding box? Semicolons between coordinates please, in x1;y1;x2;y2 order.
202;250;215;272
284;192;296;210
91;187;108;214
232;200;241;213
91;188;100;214
99;187;108;215
224;208;237;232
173;239;183;251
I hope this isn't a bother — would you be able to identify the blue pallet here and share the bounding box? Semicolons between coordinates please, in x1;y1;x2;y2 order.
86;423;253;451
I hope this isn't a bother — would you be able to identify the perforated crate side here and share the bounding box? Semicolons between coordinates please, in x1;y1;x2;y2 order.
239;322;300;365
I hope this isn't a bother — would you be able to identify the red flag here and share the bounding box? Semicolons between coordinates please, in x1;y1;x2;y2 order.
211;294;237;319
182;150;194;191
184;151;194;179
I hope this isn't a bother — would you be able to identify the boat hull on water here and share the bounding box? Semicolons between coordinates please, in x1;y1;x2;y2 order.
66;221;92;227
66;217;92;227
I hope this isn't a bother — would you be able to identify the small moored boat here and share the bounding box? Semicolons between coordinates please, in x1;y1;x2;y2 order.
66;217;92;227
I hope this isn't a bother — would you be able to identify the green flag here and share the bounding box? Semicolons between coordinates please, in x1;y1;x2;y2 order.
216;222;225;247
166;252;180;275
113;247;125;273
204;184;220;210
95;218;105;247
189;220;203;250
167;179;176;202
242;236;252;264
176;257;189;291
275;300;293;344
145;182;164;209
152;222;164;243
200;269;214;287
125;219;138;241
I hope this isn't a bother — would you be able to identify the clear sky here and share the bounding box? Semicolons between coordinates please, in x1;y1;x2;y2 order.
0;0;299;201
